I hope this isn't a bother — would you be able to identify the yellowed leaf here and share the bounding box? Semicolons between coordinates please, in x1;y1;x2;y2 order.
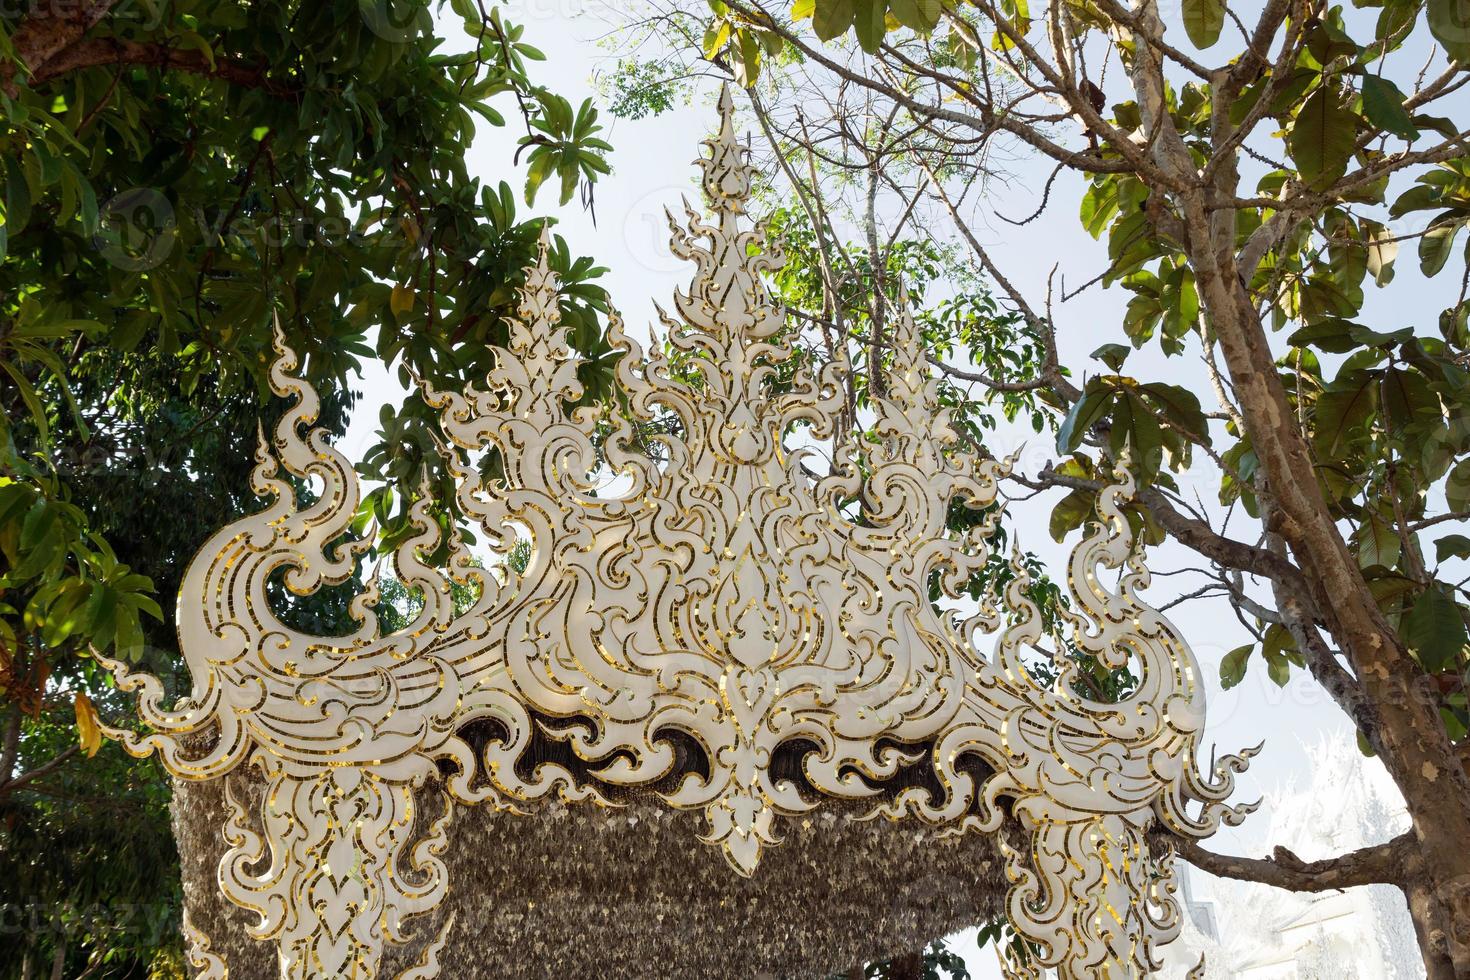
74;691;102;758
390;283;415;317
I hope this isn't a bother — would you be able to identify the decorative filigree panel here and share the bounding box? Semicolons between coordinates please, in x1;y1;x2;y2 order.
100;86;1256;979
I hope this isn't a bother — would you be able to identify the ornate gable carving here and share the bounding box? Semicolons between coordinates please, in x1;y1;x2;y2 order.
100;87;1255;980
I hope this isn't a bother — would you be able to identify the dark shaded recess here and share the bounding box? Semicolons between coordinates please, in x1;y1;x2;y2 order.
443;715;998;821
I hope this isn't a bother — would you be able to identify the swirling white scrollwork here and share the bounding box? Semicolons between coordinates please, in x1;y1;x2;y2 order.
98;85;1256;979
183;913;227;980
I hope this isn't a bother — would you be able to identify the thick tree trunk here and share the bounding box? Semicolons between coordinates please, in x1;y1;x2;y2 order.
1407;877;1462;980
1125;50;1470;975
1180;199;1470;976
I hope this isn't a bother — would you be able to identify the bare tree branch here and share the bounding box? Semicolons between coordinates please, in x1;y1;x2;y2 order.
1176;832;1414;891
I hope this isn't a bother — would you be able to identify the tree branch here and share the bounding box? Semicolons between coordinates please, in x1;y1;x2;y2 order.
720;0;1135;176
1032;466;1312;589
3;0;118;95
0;745;81;799
27;38;288;94
786;307;1051;392
913;155;1080;403
1176;831;1413;891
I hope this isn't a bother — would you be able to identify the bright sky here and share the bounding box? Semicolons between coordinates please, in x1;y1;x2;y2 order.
336;3;1454;975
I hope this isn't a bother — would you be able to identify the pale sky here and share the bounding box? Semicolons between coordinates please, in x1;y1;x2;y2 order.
336;3;1455;975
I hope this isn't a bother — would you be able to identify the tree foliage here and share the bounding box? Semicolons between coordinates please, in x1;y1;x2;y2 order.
0;1;614;973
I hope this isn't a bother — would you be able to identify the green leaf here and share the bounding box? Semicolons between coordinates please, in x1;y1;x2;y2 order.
1;361;50;446
1419;217;1465;276
1403;586;1468;672
1289;317;1361;353
524;153;551;205
852;0;887;51
1056;386;1113;453
6;156;33;235
1110;390;1164;474
1265;648;1291;686
813;0;857;39
1259;624;1297;686
702;20;732;59
1347;323;1414;347
1288;85;1357;190
1181;0;1226;47
1427;0;1470;63
1389;183;1441;219
1434;534;1470;562
176;29;217;71
1356;511;1402;570
114;609;144;659
32;142;61;187
1361;75;1420;140
1219;644;1252;690
132;592;164;622
558;157;579;204
1079;178;1120;239
1411;113;1459;139
1312;385;1375;460
390;283;415;318
1306;17;1360;62
15;500;67;581
1091;343;1130;371
1140;382;1209;442
1048;488;1094;542
1447;458;1470;513
889;0;942;30
1364;222;1399;285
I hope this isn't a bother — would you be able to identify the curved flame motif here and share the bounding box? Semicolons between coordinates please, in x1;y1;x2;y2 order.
100;86;1256;979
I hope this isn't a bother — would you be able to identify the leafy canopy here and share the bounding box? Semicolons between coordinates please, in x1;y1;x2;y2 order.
0;1;616;973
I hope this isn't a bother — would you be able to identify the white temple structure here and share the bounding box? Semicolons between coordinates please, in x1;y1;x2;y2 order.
1158;737;1421;978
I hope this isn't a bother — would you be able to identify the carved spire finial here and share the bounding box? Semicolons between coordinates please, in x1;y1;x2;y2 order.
698;83;752;215
885;284;931;414
508;225;562;355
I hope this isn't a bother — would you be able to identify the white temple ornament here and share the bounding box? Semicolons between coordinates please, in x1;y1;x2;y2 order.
99;86;1257;980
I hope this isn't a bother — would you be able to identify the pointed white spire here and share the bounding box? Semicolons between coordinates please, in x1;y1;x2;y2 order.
697;83;752;215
